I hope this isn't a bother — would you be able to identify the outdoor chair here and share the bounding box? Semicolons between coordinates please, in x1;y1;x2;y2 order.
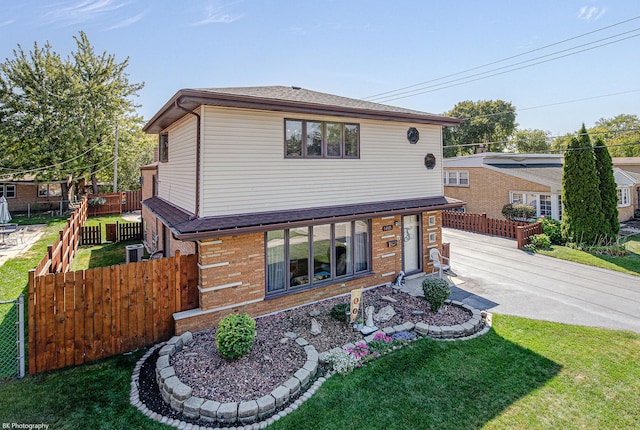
429;248;450;279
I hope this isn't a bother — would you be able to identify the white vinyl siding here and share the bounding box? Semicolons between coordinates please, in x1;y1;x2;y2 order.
200;106;443;217
157;114;197;214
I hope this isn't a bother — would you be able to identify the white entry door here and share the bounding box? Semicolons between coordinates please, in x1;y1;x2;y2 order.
403;215;421;273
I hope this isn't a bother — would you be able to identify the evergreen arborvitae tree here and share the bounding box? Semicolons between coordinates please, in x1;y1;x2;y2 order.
593;137;620;240
561;125;605;244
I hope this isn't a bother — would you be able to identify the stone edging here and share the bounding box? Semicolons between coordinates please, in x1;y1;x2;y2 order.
130;303;492;429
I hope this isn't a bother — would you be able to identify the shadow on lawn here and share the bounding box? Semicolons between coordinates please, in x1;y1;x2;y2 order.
272;328;562;430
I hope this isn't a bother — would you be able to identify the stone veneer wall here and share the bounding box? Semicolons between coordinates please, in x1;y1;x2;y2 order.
175;212;444;334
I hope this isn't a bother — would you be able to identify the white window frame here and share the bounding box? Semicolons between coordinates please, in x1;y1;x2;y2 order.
444;170;469;187
617;187;630;207
0;184;16;199
509;192;526;205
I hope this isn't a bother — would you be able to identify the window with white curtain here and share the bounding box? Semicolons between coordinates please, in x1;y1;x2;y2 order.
265;220;370;296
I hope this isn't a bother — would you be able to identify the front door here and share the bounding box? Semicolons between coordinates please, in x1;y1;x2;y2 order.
403;214;422;274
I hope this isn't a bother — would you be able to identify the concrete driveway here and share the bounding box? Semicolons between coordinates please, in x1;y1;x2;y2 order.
441;228;640;333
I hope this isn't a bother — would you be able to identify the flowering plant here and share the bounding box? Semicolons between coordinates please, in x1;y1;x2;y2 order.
327;349;359;375
391;331;417;343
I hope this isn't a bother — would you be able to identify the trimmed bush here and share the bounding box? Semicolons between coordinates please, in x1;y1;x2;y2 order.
502;203;536;221
215;313;256;360
331;303;350;322
538;217;563;245
528;233;551;249
422;278;451;313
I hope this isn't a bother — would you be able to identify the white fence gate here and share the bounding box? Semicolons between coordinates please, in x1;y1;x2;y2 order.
0;294;25;379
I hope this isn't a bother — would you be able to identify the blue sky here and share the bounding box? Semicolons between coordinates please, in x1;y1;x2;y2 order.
1;0;639;137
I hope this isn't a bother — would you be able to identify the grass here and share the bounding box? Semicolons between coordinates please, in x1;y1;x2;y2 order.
535;233;640;276
71;214;146;271
1;315;639;429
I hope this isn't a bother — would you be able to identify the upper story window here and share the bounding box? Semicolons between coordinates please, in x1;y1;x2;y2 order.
443;170;469;186
159;133;169;162
0;184;16;199
617;187;630;207
285;119;359;159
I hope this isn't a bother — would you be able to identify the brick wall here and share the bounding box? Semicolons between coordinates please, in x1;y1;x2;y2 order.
175;213;445;334
1;182;67;213
444;167;550;219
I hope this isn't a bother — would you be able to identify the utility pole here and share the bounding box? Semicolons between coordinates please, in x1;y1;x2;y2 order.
113;124;119;193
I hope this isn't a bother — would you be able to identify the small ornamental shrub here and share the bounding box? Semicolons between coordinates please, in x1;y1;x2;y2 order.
327;349;359;375
528;233;551;249
215;313;256;360
502;203;536;221
330;303;350;322
538;217;563;245
422;278;451;313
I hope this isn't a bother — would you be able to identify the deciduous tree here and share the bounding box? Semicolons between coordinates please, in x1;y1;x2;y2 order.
506;129;551;153
443;100;517;157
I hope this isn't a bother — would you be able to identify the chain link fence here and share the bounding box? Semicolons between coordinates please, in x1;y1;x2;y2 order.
0;295;25;379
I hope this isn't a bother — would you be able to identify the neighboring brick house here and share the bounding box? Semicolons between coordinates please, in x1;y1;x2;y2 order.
613;157;640;218
443;153;639;222
0;175;74;213
141;86;463;333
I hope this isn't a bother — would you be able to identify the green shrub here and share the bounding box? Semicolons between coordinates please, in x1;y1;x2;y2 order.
502;203;536;221
331;303;350;322
421;278;451;313
528;233;551;249
538;217;563;244
215;313;256;360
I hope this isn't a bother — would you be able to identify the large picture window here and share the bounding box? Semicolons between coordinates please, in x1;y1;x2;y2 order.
265;220;370;295
37;183;62;198
285;119;359;159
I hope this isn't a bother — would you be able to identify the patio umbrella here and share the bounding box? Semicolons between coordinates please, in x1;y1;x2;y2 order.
0;195;11;224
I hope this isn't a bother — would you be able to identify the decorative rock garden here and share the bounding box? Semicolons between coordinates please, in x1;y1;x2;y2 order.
130;287;491;429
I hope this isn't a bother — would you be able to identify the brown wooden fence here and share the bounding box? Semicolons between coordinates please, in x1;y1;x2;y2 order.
80;225;101;246
443;211;542;248
88;190;142;216
28;252;198;375
118;221;143;242
516;222;544;248
34;196;88;276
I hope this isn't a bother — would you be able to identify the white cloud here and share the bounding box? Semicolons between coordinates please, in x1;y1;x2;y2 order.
0;19;15;28
40;0;127;26
192;0;244;26
578;6;607;21
105;8;149;30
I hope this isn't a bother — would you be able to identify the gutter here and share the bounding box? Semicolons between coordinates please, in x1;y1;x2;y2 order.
174;97;201;219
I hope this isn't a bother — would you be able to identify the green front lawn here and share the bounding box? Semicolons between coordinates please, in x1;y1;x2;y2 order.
536;233;640;276
1;316;638;429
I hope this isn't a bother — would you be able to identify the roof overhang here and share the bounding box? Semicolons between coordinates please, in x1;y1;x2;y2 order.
143;89;463;134
143;195;466;240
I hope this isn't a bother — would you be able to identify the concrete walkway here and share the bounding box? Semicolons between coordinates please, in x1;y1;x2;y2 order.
0;224;46;268
403;228;640;333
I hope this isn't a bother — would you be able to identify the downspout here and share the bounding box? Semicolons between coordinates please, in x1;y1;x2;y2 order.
175;97;201;219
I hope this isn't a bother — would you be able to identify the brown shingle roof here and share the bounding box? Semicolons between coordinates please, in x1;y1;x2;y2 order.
143;86;462;133
143;195;465;240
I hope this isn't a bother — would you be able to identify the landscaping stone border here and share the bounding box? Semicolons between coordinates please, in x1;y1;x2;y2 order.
131;301;492;430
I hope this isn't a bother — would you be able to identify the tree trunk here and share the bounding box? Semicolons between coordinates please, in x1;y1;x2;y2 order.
91;173;100;194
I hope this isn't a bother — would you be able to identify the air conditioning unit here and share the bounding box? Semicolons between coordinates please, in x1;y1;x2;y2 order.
126;244;145;263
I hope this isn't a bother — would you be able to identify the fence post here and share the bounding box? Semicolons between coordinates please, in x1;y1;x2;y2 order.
27;270;35;375
17;294;25;378
516;226;524;248
174;250;182;311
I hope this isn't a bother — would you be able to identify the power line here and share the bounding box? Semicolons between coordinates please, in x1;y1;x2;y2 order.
364;15;640;101
373;31;640;103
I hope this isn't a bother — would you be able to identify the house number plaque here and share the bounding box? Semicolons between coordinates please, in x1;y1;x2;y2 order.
382;225;393;231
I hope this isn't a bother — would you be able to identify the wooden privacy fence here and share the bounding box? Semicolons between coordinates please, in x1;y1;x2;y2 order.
34;196;88;276
28;252;198;375
443;211;542;248
88;190;142;216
